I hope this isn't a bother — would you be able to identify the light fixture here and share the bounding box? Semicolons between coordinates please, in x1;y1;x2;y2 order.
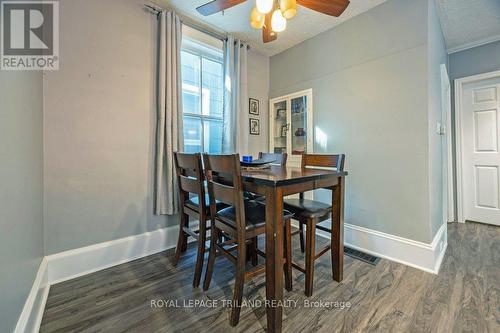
280;0;297;19
250;7;265;29
256;0;273;14
271;9;286;32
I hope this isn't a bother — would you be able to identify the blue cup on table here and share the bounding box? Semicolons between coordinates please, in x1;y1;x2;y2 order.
242;155;253;163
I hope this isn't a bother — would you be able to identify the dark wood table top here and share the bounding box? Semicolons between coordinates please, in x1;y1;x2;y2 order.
242;165;348;187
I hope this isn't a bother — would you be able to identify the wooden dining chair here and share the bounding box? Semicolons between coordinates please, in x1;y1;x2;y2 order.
202;153;293;327
284;154;345;296
246;152;288;204
258;152;288;166
172;152;226;288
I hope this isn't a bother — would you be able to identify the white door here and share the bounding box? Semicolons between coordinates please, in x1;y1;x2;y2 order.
461;76;500;226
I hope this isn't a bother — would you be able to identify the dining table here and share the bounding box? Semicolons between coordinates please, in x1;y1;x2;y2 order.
241;165;347;333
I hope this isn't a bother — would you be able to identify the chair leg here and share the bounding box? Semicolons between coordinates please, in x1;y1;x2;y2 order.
304;220;316;297
229;241;246;327
284;219;293;291
299;221;305;253
203;225;219;291
172;212;188;266
192;216;207;288
251;236;258;266
181;217;189;252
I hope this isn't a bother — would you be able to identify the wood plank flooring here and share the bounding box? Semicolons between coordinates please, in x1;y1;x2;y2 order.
40;222;500;332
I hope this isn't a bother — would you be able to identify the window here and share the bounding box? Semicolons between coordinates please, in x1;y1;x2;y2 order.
181;29;224;154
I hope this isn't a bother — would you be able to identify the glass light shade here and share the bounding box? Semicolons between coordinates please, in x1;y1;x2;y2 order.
271;9;287;32
280;0;297;19
256;0;273;14
250;7;265;29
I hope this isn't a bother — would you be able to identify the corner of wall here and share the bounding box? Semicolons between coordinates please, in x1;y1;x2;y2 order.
42;69;47;257
426;0;448;242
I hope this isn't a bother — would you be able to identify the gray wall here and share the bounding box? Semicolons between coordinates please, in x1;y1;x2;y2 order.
43;0;175;254
449;40;500;81
427;0;447;238
43;0;269;254
0;71;44;332
270;0;436;243
247;49;270;156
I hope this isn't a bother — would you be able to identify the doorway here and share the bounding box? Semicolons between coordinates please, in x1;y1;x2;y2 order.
455;70;500;226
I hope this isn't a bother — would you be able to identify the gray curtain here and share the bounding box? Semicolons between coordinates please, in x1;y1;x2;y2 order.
222;36;248;154
155;11;183;215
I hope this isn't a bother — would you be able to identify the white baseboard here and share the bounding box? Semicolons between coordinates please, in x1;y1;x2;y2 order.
291;220;447;274
46;222;196;285
16;220;447;332
14;258;50;333
16;222;194;332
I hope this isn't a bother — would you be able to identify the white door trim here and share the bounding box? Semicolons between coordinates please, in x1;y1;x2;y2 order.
454;69;500;223
441;64;454;222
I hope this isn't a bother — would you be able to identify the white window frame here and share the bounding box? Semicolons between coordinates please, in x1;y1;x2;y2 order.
181;39;224;153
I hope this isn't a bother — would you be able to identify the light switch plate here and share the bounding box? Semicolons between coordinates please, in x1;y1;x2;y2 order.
436;122;446;135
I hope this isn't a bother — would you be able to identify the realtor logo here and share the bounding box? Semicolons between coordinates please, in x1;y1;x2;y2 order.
1;1;59;70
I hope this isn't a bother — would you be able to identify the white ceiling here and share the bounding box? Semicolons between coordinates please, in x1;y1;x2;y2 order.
436;0;500;53
158;0;388;56
157;0;500;56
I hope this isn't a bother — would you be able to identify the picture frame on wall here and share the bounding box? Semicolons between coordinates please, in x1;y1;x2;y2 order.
281;125;287;137
249;98;259;115
249;118;260;135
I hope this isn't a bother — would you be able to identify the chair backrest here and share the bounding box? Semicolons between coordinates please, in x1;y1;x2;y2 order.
202;154;246;234
300;154;345;199
301;154;345;171
258;152;288;166
174;152;205;213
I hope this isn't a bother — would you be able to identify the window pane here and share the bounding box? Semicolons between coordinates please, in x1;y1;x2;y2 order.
202;58;224;118
272;100;287;154
181;51;200;115
183;116;202;153
204;119;223;154
291;96;308;155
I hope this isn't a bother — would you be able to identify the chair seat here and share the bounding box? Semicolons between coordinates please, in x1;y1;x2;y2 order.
217;201;293;230
186;195;226;213
284;198;331;219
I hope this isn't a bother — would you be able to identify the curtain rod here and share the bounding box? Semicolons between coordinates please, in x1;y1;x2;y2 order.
145;4;226;41
144;3;250;49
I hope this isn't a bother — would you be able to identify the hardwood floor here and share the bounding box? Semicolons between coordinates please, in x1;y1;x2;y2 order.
40;222;499;332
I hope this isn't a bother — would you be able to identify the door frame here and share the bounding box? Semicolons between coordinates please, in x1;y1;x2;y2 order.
454;69;500;223
441;64;454;223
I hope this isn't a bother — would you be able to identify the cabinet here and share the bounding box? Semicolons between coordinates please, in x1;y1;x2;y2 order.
269;89;313;166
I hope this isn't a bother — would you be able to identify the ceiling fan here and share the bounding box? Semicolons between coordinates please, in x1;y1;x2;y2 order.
196;0;350;43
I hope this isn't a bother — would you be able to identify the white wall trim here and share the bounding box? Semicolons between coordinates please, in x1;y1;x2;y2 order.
16;220;448;332
15;222;192;332
46;222;195;285
441;64;455;222
292;221;448;274
454;69;500;223
447;34;500;55
14;258;49;333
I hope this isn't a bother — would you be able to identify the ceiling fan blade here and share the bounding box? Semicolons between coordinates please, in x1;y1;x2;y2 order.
196;0;247;16
297;0;350;17
263;11;277;43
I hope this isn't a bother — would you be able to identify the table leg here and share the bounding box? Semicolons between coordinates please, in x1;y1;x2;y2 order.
331;176;345;282
265;187;284;333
